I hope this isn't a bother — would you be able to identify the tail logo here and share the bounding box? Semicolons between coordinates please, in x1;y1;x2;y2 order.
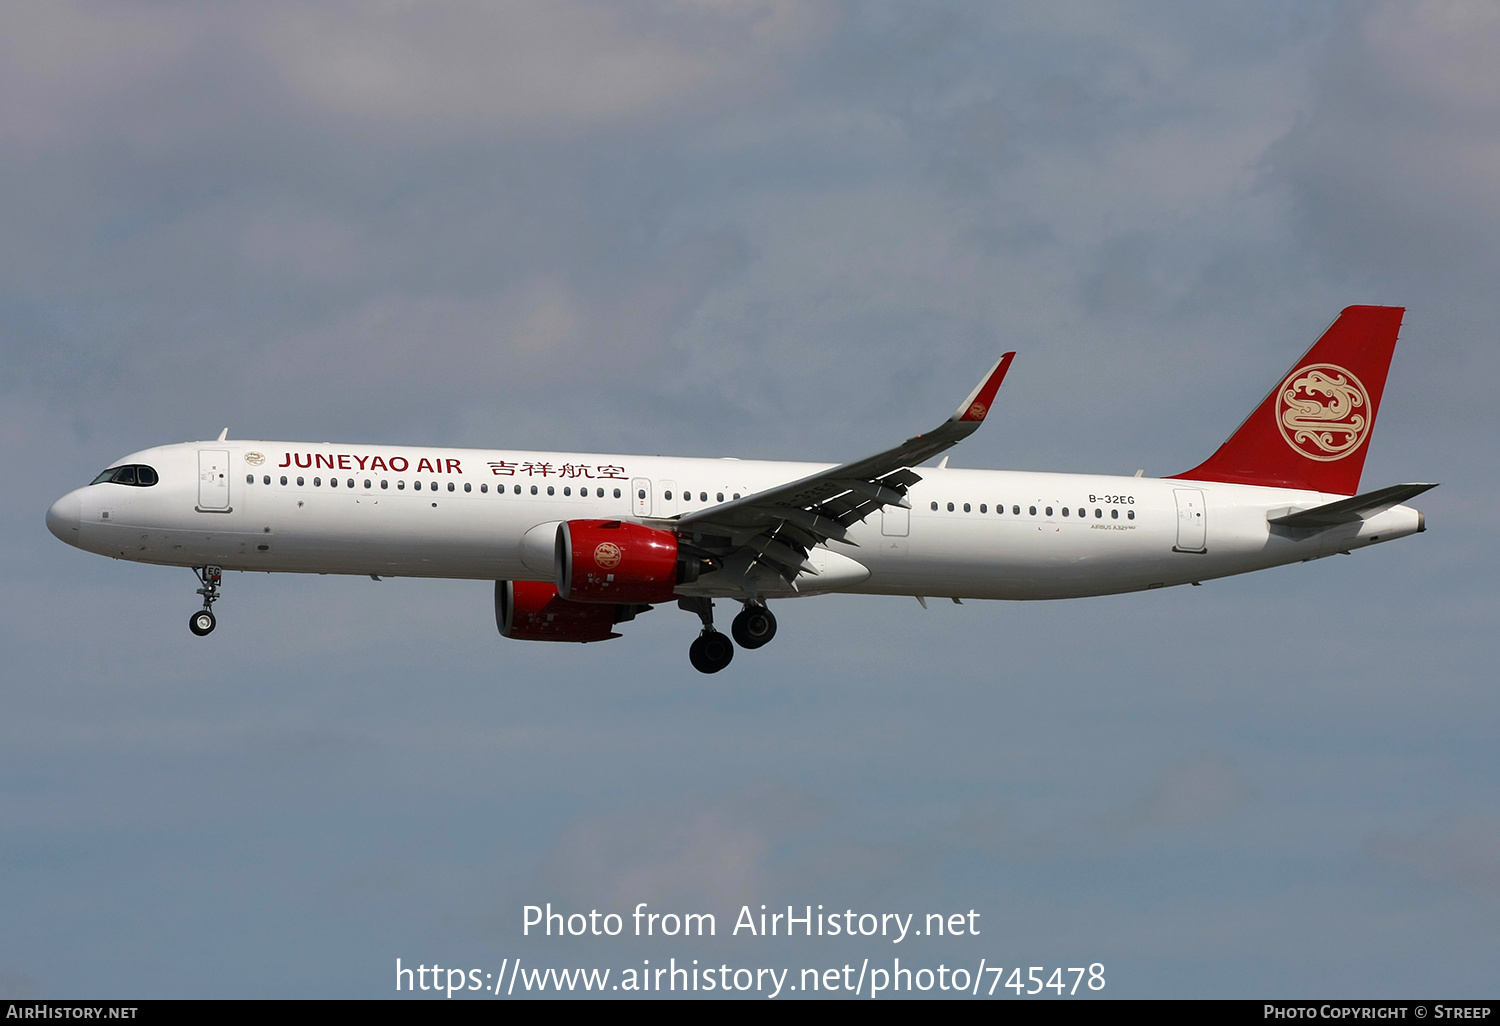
1276;363;1371;462
593;542;623;569
967;401;988;419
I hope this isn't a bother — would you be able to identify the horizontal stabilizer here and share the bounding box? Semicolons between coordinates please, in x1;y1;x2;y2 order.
1268;482;1437;529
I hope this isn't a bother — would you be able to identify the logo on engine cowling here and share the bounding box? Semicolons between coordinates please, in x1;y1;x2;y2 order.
593;542;623;569
1276;362;1371;462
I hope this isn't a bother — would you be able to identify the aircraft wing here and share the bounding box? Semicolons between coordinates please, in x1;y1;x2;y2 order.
668;353;1015;579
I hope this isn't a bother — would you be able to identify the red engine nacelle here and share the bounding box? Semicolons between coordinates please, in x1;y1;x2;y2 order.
495;580;621;642
556;520;694;604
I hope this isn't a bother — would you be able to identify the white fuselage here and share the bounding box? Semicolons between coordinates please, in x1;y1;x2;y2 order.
47;440;1424;602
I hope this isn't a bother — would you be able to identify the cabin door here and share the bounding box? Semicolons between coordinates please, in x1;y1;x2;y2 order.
1173;488;1207;553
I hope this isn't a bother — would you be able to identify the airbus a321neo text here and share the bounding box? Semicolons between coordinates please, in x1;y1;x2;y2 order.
47;306;1433;673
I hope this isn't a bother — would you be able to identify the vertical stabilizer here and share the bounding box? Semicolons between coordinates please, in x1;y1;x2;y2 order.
1169;306;1405;495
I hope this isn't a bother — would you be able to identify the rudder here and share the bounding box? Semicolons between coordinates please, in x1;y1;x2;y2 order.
1169;306;1405;495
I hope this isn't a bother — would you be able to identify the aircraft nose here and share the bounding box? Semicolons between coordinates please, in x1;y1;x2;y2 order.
46;490;81;544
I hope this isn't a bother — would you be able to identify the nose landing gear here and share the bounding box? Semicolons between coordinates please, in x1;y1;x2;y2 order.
189;566;222;636
731;603;777;650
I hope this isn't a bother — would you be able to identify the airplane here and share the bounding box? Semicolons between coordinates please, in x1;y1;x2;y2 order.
46;305;1433;674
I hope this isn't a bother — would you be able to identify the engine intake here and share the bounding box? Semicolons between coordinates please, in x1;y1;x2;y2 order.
556;520;699;604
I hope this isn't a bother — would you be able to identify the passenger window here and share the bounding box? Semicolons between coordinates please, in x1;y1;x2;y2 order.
717;492;724;502
931;502;938;511
515;485;522;494
464;482;472;493
314;477;322;486
263;475;271;485
980;504;987;513
663;490;672;500
638;489;646;500
1062;507;1069;517
330;477;338;488
397;480;405;490
245;474;254;484
1013;505;1020;515
297;477;304;486
614;488;622;498
963;503;971;512
447;482;455;492
364;479;371;489
347;478;354;488
946;502;954;512
280;476;288;485
733;493;740;499
1046;506;1053;516
1111;508;1118;519
1095;508;1101;518
1128;510;1135;520
381;480;388;490
563;486;571;496
480;484;487;493
531;485;538;495
1029;506;1036;516
700;492;707;502
430;482;437;491
597;488;605;498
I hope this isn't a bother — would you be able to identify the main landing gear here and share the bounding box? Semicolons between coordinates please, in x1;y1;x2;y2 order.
680;597;733;674
189;566;222;637
680;598;780;673
731;602;777;650
689;630;735;674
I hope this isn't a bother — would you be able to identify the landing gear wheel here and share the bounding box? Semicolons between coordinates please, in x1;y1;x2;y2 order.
731;604;777;649
189;566;222;637
689;630;735;674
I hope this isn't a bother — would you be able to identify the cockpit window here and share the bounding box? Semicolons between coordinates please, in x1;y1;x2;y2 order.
90;464;158;487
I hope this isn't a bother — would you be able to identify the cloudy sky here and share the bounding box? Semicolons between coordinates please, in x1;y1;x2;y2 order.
3;0;1498;998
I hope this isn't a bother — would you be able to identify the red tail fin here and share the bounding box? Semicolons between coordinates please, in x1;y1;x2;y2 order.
1170;306;1405;495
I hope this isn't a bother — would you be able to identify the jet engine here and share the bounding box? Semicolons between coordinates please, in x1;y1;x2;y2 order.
555;520;702;604
495;580;647;642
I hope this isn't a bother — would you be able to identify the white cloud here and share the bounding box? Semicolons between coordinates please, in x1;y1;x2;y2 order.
247;0;833;141
0;1;193;150
1273;0;1500;269
536;784;824;910
1375;815;1500;901
1140;753;1256;826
